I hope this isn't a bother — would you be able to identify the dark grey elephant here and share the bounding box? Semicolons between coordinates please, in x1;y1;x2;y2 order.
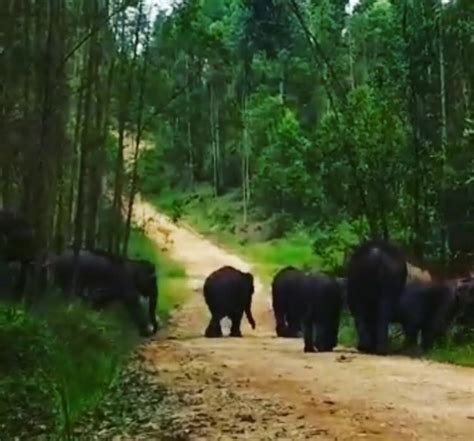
271;266;306;337
395;281;457;351
0;210;36;296
302;273;344;353
347;240;407;355
46;249;158;336
454;277;474;330
203;266;256;337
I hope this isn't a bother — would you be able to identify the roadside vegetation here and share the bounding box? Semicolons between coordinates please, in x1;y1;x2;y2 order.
0;229;187;439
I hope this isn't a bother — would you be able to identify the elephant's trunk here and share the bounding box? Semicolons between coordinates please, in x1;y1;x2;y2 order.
148;280;159;333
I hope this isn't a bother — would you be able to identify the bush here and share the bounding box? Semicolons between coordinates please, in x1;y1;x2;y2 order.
0;306;56;437
0;300;135;439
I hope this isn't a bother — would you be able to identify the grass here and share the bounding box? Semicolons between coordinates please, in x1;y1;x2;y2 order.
430;343;474;367
148;186;474;367
0;227;189;439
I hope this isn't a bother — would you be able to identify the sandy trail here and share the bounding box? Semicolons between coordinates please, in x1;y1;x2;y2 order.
133;194;474;441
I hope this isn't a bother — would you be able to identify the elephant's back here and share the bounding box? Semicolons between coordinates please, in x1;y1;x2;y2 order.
271;266;305;299
347;240;407;296
203;266;246;309
53;250;132;292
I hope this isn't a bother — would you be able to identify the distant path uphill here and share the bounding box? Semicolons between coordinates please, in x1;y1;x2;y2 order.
127;194;474;441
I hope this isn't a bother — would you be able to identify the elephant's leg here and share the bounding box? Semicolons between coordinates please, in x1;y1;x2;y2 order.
402;323;418;347
401;323;421;356
303;316;316;353
329;309;342;350
125;296;149;337
375;297;392;355
421;320;439;352
420;329;436;351
287;303;303;338
230;310;244;337
422;302;450;351
14;262;28;298
286;324;301;338
314;322;330;352
317;315;340;352
275;311;287;337
205;315;223;338
286;311;302;338
88;285;114;309
354;314;374;353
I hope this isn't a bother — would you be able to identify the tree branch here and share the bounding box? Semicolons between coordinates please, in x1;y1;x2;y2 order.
62;1;131;66
287;0;347;105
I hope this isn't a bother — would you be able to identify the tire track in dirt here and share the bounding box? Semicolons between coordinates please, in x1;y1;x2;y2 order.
133;194;474;441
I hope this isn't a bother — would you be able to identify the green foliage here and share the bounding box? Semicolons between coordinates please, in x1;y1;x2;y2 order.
0;307;56;437
0;301;135;439
316;84;408;238
138;0;473;265
254;109;315;215
338;312;358;348
430;340;474;368
311;220;366;273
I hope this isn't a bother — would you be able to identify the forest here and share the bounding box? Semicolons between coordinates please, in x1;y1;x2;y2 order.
141;0;473;270
0;0;473;439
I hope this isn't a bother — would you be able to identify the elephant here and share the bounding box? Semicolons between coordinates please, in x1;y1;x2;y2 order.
395;281;457;351
0;210;36;296
203;266;256;338
46;249;158;336
454;276;474;329
302;273;344;353
271;266;306;337
346;240;407;355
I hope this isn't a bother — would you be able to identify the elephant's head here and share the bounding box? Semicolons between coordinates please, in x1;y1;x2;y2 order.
452;277;474;321
126;259;159;333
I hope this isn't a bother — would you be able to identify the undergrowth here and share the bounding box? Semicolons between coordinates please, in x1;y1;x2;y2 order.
0;299;136;440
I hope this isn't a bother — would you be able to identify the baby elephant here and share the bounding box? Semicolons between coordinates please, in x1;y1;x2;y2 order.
203;266;256;337
396;281;457;351
272;266;306;337
302;273;344;353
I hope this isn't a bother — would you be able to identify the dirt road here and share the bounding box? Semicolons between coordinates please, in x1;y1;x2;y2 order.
132;195;473;441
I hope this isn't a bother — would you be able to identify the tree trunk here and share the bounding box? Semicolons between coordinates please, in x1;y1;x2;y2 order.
123;22;151;256
241;96;250;225
209;82;218;196
110;4;142;253
186;55;194;188
438;0;448;264
73;14;96;255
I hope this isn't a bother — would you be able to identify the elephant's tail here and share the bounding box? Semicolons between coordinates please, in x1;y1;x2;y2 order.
245;306;256;329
